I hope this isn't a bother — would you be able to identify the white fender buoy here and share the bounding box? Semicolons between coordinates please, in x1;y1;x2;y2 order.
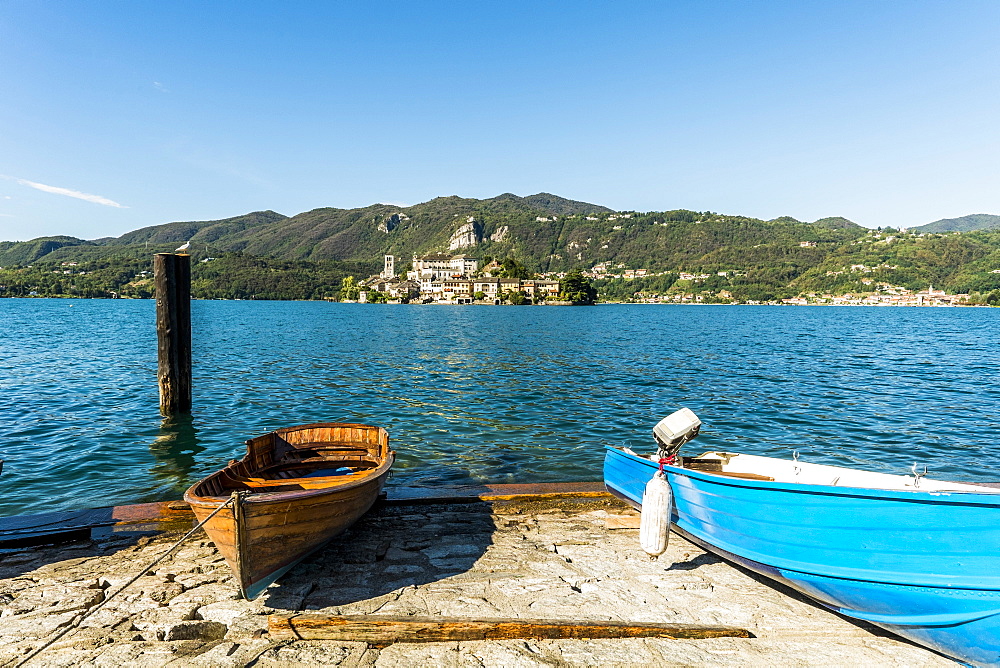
640;470;673;561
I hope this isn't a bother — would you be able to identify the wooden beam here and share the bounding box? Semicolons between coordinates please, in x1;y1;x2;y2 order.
268;615;751;645
0;483;613;544
0;501;195;547
154;252;191;415
384;481;609;504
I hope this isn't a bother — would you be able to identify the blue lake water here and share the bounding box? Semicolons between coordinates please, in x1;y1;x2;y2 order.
1;299;999;517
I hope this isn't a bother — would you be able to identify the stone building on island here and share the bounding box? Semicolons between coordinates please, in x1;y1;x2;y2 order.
409;253;478;279
358;253;559;304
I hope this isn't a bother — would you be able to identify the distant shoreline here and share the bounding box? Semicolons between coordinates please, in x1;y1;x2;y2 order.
1;295;995;308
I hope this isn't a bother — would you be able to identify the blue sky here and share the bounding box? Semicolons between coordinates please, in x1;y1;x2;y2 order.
1;1;999;241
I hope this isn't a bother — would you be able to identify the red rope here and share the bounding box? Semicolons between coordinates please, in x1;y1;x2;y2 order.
658;456;676;472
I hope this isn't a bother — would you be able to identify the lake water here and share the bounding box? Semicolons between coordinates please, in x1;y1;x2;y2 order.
2;299;999;517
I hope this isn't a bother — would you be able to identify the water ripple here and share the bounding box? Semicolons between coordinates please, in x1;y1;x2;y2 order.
2;300;999;515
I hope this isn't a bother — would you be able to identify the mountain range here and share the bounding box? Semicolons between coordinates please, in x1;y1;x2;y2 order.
912;214;1000;234
2;193;999;302
4;194;997;270
1;192;860;270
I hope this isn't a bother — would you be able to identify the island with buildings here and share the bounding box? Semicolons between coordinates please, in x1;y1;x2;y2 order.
352;254;565;304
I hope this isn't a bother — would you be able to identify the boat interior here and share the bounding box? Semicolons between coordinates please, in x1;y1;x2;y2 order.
637;409;998;494
678;451;1000;493
190;423;389;496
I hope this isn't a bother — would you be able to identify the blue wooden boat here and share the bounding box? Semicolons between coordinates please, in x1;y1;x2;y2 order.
604;410;1000;667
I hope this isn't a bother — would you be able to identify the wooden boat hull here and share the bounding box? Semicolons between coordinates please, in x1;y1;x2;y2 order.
185;423;394;599
604;446;1000;667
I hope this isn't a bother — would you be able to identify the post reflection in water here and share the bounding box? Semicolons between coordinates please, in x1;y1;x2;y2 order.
148;414;205;494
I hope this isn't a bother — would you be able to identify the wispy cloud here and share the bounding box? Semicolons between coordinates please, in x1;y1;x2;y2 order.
153;81;169;92
4;176;127;208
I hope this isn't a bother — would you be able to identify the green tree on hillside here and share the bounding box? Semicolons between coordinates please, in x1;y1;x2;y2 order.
499;257;531;279
559;269;597;305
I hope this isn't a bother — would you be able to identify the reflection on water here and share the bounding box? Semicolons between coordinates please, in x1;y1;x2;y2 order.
147;414;205;497
2;299;999;516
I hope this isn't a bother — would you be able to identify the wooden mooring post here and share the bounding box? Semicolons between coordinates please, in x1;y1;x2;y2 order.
154;253;191;415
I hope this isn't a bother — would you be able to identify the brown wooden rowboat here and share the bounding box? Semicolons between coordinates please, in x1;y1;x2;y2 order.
183;422;394;599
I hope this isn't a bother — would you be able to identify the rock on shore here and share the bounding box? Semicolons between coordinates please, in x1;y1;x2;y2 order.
0;496;957;667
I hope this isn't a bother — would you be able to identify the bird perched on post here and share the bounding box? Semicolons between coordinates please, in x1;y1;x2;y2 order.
175;241;191;252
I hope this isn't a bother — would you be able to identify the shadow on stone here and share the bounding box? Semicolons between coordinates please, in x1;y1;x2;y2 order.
260;502;497;611
704;546;940;650
668;551;722;571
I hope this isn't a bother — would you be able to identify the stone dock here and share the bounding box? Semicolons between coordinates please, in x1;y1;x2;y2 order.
0;491;957;667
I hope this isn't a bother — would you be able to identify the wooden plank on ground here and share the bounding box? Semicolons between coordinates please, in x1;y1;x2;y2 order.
0;501;195;547
386;482;609;504
268;614;751;645
0;483;611;545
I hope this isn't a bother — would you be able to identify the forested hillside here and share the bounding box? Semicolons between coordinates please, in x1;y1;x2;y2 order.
0;247;371;300
2;193;1000;302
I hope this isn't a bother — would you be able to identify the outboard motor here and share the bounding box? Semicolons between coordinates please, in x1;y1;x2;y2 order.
641;408;702;561
652;407;702;463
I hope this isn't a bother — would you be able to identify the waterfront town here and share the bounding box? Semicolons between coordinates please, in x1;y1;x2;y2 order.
776;285;975;307
353;253;987;306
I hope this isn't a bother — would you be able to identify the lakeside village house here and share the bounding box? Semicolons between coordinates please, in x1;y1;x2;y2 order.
357;254;561;304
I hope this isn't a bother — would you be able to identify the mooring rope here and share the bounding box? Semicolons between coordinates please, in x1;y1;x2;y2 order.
11;496;234;668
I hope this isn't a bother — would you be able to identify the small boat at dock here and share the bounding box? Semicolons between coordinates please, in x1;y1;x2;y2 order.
184;422;394;599
604;409;1000;667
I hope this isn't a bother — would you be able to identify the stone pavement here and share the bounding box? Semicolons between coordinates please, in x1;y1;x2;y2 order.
0;495;957;667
